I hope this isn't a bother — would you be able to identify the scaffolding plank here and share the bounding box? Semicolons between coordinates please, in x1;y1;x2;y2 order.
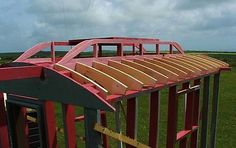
133;59;179;81
93;61;143;90
108;60;157;87
121;59;168;84
144;58;187;78
54;64;108;97
155;58;195;75
75;62;128;95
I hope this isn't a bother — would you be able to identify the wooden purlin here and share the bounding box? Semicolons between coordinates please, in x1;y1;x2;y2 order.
163;57;202;74
121;59;168;84
92;61;143;90
173;57;209;71
108;60;157;87
75;63;128;95
179;56;217;71
144;58;188;78
133;59;180;81
53;64;108;98
154;58;195;75
94;123;150;148
196;55;229;67
184;55;222;68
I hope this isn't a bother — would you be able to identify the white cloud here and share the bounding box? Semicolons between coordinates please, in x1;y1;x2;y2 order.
0;0;236;52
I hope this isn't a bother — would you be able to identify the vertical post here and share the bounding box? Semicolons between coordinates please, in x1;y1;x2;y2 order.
44;101;58;148
98;44;102;57
101;112;109;148
84;108;102;148
166;85;178;148
0;92;10;148
191;79;201;148
126;97;138;148
169;44;173;54
115;102;123;148
149;91;160;148
139;44;144;55
156;44;160;54
179;82;190;148
51;42;56;63
61;104;77;148
117;43;123;56
132;44;135;55
210;73;220;148
93;44;98;58
200;76;210;148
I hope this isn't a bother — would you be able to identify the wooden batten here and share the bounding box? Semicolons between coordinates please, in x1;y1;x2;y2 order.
144;58;188;78
174;57;209;71
133;59;180;81
92;61;143;90
195;55;229;67
180;56;217;71
75;62;128;95
53;64;108;98
155;58;195;75
121;59;168;84
165;57;202;74
108;60;157;87
184;55;222;68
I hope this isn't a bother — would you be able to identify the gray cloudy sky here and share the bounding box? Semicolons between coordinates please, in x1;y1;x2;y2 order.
0;0;236;52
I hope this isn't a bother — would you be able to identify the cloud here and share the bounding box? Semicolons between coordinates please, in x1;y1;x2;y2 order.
0;0;236;52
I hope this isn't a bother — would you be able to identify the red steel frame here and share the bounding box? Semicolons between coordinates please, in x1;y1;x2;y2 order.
0;37;230;148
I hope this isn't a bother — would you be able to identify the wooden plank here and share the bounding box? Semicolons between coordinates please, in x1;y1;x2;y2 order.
174;56;209;71
184;55;221;68
54;64;108;98
94;123;150;148
163;57;202;74
155;58;195;75
144;58;187;78
92;61;143;90
180;56;217;71
121;59;168;84
108;60;157;87
133;59;179;81
75;62;128;95
196;55;229;67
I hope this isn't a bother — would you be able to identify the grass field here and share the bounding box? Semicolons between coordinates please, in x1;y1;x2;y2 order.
0;52;235;147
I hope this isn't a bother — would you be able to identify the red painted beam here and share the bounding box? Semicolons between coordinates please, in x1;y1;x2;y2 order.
0;66;42;81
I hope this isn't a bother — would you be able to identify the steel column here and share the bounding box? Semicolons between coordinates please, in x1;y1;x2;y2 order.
149;91;160;148
166;85;178;148
126;97;138;148
62;104;77;148
84;108;102;148
210;73;220;148
200;76;210;148
0;92;10;148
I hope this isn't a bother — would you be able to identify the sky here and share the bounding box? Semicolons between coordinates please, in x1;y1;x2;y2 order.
0;0;236;52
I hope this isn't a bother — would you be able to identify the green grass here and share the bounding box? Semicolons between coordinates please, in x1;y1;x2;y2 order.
0;52;235;147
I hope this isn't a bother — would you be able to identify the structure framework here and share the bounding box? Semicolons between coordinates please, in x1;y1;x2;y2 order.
0;37;230;148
